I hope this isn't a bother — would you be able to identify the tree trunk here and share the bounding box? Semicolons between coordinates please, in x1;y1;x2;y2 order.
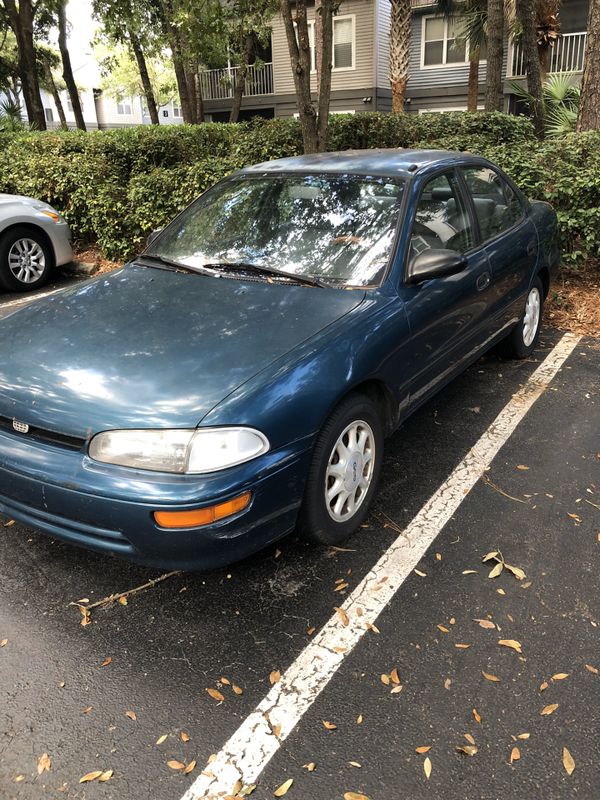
316;0;334;150
538;43;551;79
44;61;68;129
516;0;544;135
484;0;505;111
280;0;318;153
128;27;159;124
467;49;480;111
57;0;86;130
577;0;600;130
389;0;411;112
230;34;254;123
156;0;194;123
192;70;204;123
3;0;46;129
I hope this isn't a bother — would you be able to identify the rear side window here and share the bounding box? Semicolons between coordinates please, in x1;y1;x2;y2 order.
410;171;475;258
461;166;525;242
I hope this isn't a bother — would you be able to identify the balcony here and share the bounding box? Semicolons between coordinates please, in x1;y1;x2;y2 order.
508;31;587;78
199;62;274;101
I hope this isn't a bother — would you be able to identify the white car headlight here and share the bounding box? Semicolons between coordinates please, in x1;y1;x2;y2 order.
88;427;269;473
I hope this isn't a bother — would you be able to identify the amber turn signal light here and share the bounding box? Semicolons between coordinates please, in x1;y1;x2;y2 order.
154;492;251;529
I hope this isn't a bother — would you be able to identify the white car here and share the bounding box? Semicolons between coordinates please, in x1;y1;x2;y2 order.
0;194;73;291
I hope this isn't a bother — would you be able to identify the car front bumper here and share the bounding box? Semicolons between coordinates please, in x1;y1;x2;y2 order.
46;220;73;267
0;428;313;571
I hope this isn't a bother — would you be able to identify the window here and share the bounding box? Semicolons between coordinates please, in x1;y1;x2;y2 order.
45;107;54;123
67;93;83;113
333;17;354;69
173;104;182;118
299;17;354;72
461;166;525;241
410;171;475;259
117;98;133;115
422;16;467;67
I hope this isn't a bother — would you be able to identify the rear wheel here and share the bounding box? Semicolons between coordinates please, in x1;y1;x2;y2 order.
298;394;383;546
502;277;544;359
0;226;52;292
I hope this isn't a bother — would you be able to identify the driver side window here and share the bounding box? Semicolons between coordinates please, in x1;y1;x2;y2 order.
410;172;475;259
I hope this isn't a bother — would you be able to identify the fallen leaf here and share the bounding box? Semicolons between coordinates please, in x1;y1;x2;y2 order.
482;551;499;562
100;657;112;667
269;670;281;685
540;681;549;691
98;770;113;782
335;583;349;592
456;745;478;756
449;617;456;625
541;703;559;716
83;706;93;714
414;569;427;577
232;684;243;695
435;552;442;561
356;715;363;724
180;731;190;742
497;588;506;595
334;607;349;626
322;720;337;730
504;564;526;580
517;733;530;740
365;623;380;634
390;668;400;685
488;562;503;579
462;569;478;575
498;639;522;654
464;734;476;745
585;664;598;674
516;465;530;470
390;685;403;694
0;639;7;647
184;760;196;775
206;688;224;702
475;619;496;629
307;627;316;636
79;606;91;626
167;760;185;771
344;793;369;800
118;596;128;606
563;747;575;776
273;724;281;738
437;625;449;633
156;734;168;745
423;757;432;779
552;673;569;681
302;762;316;771
79;770;104;783
510;747;520;764
220;677;231;685
273;778;293;796
455;643;470;649
348;762;362;768
37;753;51;774
472;708;481;724
444;678;452;689
415;746;431;754
125;710;137;721
14;775;24;782
380;674;390;686
482;671;501;682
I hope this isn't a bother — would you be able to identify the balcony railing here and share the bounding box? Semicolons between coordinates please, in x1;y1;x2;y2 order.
199;62;274;101
508;31;587;77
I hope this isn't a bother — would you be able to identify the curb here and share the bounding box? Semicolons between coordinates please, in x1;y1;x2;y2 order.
59;260;98;277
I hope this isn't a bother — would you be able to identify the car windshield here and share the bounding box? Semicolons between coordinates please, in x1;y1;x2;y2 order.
146;173;405;287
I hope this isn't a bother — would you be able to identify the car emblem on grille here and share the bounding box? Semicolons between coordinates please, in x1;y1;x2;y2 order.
12;419;29;434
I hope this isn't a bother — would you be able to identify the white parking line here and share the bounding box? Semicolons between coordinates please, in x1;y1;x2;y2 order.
181;332;581;800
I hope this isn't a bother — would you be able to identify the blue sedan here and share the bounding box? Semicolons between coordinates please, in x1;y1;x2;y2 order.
0;150;559;570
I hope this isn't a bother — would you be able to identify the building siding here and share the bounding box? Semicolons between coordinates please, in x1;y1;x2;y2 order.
376;0;391;89
271;0;376;97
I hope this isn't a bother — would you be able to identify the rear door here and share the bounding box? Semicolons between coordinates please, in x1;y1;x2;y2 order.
459;164;537;329
398;168;495;406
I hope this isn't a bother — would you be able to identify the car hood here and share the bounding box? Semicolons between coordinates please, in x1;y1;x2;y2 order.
0;193;49;210
0;264;365;437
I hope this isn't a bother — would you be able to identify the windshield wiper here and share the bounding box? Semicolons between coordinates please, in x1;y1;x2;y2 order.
136;253;211;276
202;260;326;288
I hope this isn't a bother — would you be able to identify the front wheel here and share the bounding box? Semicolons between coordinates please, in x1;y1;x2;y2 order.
298;394;384;546
502;277;544;359
0;226;52;292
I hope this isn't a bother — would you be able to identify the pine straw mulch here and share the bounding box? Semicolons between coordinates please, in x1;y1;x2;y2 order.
73;247;600;340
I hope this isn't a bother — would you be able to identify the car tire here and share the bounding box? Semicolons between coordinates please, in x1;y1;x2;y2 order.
502;277;544;359
298;393;384;546
0;226;53;292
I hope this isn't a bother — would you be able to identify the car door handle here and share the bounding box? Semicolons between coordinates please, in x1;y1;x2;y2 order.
476;271;491;292
527;240;537;257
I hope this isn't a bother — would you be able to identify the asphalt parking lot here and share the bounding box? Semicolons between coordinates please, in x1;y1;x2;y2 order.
0;295;598;800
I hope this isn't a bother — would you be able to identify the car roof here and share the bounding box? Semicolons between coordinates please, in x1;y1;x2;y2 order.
241;149;484;178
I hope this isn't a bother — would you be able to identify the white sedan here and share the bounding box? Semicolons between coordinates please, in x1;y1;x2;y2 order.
0;194;73;291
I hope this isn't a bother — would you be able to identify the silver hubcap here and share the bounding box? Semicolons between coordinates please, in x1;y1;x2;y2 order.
325;419;375;522
522;287;541;347
8;238;46;283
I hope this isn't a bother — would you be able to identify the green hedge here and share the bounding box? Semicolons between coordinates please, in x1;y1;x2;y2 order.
0;113;596;263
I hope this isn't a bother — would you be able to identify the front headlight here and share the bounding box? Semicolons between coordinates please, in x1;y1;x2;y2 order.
88;427;269;473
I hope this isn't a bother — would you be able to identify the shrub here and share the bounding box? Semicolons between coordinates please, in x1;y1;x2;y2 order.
0;113;596;263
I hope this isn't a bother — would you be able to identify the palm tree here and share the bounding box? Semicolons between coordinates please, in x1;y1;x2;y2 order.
512;71;580;135
389;0;412;112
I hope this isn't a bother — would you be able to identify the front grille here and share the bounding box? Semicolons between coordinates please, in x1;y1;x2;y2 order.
0;415;86;451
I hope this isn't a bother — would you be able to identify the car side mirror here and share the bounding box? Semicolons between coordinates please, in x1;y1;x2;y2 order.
147;228;163;246
409;249;467;284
